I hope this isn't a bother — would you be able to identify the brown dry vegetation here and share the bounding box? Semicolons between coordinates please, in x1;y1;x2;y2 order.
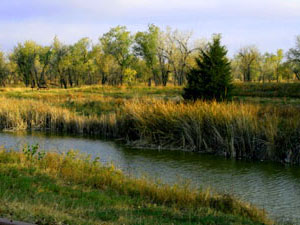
0;85;300;164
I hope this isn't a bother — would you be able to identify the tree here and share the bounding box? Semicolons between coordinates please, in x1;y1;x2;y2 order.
51;37;70;88
257;53;274;83
12;41;51;88
0;51;9;86
69;38;91;86
274;49;284;83
12;41;37;87
164;28;196;86
134;24;160;86
100;26;133;85
92;44;118;85
287;36;300;80
183;34;232;101
236;46;259;82
156;30;171;86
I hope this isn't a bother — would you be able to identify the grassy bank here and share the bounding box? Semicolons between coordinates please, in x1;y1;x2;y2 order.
0;148;270;225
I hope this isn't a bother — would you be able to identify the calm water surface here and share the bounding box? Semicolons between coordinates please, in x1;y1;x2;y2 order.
0;132;299;224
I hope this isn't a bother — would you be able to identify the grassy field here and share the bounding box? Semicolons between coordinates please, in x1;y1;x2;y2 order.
0;148;270;225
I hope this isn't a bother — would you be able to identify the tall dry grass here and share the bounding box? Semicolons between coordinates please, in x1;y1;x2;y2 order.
1;96;300;163
122;99;300;163
0;97;119;137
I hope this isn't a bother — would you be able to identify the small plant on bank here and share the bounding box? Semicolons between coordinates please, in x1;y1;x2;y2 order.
22;144;45;161
183;34;233;101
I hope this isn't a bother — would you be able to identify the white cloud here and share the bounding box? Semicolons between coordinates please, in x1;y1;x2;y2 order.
0;0;299;54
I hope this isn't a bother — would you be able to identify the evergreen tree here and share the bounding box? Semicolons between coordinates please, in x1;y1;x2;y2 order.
183;35;232;101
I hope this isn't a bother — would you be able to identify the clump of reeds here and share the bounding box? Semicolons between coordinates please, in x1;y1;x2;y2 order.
0;97;119;138
121;99;300;164
0;149;271;224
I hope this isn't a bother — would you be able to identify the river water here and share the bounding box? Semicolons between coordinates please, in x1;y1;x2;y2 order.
0;132;299;224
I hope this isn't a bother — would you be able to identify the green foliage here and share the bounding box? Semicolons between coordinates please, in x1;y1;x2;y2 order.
11;41;52;88
100;26;134;85
183;34;232;101
123;68;137;86
234;46;259;82
22;144;45;161
3;26;300;87
0;51;9;86
134;24;160;83
287;36;300;80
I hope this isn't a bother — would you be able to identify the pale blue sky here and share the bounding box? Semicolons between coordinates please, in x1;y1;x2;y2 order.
0;0;299;55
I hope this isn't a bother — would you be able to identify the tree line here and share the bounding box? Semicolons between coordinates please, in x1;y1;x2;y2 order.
0;25;300;88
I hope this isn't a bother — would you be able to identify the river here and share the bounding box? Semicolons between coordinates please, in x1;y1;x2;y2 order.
0;132;299;224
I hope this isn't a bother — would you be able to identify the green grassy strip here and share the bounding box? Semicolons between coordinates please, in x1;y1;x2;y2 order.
0;149;270;225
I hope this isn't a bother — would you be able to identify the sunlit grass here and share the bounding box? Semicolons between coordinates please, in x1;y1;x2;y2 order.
0;149;270;225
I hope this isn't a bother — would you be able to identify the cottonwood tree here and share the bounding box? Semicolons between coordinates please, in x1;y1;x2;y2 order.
257;53;273;83
134;24;160;86
51;37;71;88
100;26;133;85
274;49;284;82
164;28;196;86
36;45;52;87
12;41;36;87
0;51;9;86
236;46;259;82
156;30;171;86
287;36;300;80
92;44;118;85
12;41;51;88
281;61;294;82
68;38;91;86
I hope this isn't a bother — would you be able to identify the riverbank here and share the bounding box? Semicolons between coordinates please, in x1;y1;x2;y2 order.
0;148;270;225
1;90;300;164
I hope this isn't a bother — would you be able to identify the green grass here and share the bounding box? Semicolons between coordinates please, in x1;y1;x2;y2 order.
0;149;270;225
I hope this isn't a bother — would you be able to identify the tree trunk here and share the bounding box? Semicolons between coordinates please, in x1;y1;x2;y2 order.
148;78;152;87
101;73;107;85
68;69;73;87
162;71;169;87
295;72;300;80
246;64;251;82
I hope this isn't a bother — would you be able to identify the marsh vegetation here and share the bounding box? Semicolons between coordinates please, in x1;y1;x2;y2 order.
0;84;300;165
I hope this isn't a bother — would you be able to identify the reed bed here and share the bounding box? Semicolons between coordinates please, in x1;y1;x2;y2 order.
0;149;271;224
122;100;300;164
1;96;300;164
0;97;119;138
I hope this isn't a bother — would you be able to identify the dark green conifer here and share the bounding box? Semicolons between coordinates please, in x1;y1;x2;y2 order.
183;34;232;101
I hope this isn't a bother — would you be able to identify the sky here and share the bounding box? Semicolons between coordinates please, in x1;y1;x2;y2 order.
0;0;299;55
